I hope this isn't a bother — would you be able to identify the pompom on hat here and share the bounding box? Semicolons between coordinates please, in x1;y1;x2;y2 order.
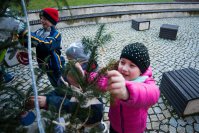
40;8;59;25
120;42;150;74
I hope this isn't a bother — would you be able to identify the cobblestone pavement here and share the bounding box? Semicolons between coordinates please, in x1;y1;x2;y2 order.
6;16;199;132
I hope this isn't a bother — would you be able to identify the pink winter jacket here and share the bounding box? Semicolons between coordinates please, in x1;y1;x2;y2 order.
91;67;160;133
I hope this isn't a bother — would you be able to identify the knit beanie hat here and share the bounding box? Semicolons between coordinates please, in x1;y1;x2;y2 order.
66;41;90;62
40;8;59;25
120;42;150;74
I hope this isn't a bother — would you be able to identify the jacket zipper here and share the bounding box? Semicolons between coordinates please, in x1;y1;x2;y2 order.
120;104;124;133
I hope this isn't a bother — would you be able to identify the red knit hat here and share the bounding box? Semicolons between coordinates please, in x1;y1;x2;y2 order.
40;8;59;25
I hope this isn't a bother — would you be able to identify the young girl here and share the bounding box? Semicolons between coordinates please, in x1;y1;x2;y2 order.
98;42;160;133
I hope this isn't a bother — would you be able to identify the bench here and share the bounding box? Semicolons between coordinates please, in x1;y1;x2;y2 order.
160;68;199;116
131;19;150;31
159;24;179;40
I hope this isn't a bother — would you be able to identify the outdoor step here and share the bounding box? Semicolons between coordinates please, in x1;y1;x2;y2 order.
28;2;199;30
160;68;199;116
28;2;199;20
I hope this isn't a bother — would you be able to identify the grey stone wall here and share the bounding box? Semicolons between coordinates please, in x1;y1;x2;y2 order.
175;0;199;1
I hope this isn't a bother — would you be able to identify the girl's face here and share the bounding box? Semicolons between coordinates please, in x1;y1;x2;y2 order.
118;58;141;81
40;16;53;29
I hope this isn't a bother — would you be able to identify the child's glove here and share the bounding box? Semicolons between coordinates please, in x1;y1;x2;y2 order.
17;21;27;35
20;111;36;126
16;51;29;65
17;21;28;46
54;117;66;133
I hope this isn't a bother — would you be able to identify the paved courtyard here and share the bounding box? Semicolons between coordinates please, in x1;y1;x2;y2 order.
6;16;199;132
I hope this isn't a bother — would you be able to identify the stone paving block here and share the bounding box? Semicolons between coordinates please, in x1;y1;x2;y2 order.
194;123;199;132
162;110;172;118
150;114;158;122
177;126;186;133
184;116;194;124
148;108;154;115
151;122;160;130
159;103;166;110
103;113;109;121
169;125;177;132
154;107;161;114
177;119;187;126
104;107;109;113
162;119;169;124
157;114;165;121
169;117;178;127
186;125;194;133
160;124;169;132
194;116;199;123
146;122;152;129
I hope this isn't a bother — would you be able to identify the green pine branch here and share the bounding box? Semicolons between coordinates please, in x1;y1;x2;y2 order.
0;0;73;132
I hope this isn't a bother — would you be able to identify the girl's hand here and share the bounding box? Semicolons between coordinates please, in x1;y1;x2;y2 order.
37;96;47;108
107;70;129;100
75;62;85;77
67;62;84;87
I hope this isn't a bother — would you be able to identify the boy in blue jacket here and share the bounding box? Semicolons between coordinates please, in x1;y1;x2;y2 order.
19;8;63;87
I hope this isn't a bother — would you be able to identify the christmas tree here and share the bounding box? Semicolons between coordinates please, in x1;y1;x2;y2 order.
0;0;70;132
44;24;114;132
0;1;118;132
